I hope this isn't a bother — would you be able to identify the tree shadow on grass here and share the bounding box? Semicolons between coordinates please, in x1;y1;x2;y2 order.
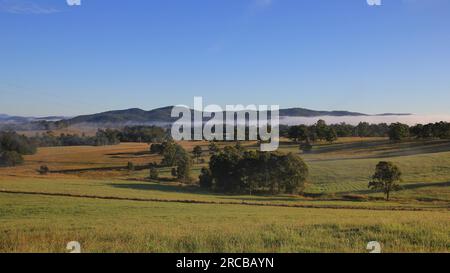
313;139;450;159
219;196;307;203
107;182;201;194
346;181;450;195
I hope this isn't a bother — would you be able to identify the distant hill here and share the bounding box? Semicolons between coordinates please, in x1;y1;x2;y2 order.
279;108;367;117
0;114;66;123
62;106;368;126
0;107;412;130
65;107;176;125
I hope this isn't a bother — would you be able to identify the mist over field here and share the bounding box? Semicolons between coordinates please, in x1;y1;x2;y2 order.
280;114;450;126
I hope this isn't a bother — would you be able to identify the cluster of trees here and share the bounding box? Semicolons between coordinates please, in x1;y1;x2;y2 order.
387;122;450;141
199;145;309;195
332;122;390;138
30;129;120;147
118;126;167;143
284;120;450;142
409;122;450;140
150;141;192;182
29;126;169;147
0;131;37;167
285;120;338;144
283;120;391;143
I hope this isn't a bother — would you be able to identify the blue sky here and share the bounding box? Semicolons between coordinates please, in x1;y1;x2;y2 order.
0;0;449;116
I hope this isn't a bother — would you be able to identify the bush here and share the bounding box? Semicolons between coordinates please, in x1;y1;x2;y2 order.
149;167;159;179
150;143;164;154
0;151;24;167
38;165;50;175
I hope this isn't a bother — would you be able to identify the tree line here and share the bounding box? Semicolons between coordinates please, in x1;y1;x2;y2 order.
30;126;168;147
283;120;450;142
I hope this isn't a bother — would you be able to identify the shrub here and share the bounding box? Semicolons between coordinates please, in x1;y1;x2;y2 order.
38;165;50;175
149;167;159;179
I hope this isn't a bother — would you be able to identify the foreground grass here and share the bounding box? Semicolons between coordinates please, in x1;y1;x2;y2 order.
0;193;448;253
0;138;449;252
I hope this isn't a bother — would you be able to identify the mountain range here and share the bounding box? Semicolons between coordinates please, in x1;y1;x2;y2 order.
0;106;411;127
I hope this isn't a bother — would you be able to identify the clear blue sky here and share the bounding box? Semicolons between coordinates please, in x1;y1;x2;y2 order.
1;0;449;116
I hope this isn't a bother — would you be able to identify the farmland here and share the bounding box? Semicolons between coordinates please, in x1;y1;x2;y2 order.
0;138;449;252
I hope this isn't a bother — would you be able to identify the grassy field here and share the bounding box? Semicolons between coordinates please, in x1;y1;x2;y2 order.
0;138;449;252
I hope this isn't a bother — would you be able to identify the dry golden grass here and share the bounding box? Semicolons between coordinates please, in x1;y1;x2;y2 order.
0;137;449;253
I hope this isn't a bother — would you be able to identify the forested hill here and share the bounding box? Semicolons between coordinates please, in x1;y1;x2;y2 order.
62;107;368;125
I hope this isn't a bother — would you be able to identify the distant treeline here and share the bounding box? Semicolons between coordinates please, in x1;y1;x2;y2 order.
282;120;450;142
31;126;168;147
0;126;169;167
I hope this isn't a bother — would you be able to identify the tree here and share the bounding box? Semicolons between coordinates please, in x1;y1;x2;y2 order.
288;125;309;143
159;142;192;182
149;143;164;154
369;161;402;201
199;167;213;189
176;150;192;183
149;167;159;179
208;142;219;155
0;131;37;155
161;141;180;166
127;162;135;171
325;128;338;143
119;126;167;143
315;119;328;141
355;122;370;137
95;129;120;146
389;123;410;141
209;146;242;192
38;165;50;175
276;153;309;194
207;149;309;195
0;151;23;167
192;145;203;163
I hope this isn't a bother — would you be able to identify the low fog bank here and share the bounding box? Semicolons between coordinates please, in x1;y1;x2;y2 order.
280;115;450;126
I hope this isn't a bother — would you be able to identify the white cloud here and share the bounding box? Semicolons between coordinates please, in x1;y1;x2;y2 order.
0;0;59;14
